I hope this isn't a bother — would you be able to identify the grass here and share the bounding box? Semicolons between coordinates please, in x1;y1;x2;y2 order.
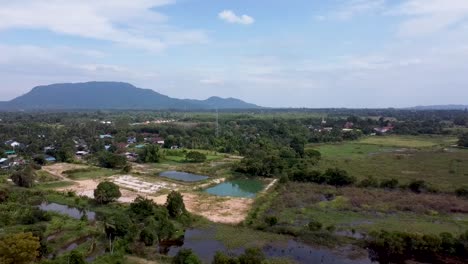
356;135;457;148
308;135;468;191
36;181;75;190
63;167;117;180
254;182;468;238
310;143;395;159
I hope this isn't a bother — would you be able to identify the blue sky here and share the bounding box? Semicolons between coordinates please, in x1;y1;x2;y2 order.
1;0;468;107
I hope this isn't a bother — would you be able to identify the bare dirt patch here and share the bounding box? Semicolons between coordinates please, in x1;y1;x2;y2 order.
151;193;252;224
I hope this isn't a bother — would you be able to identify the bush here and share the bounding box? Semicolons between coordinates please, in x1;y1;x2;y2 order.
97;152;127;169
238;247;265;264
0;232;40;264
308;219;322;231
94;181;121;204
122;164;132;173
358;176;379;188
139;228;157;246
166;191;186;218
185;151;207;163
458;133;468;147
172;249;201;264
68;250;86;264
264;216;278;226
138;144;162;163
11;166;36;188
367;230;468;263
323;168;356;187
0;188;9;203
33;155;46;165
408;180;427;194
455;187;468;199
380;178;399;189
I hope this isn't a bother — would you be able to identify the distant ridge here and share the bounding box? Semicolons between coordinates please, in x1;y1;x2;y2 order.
409;105;468;110
0;82;260;110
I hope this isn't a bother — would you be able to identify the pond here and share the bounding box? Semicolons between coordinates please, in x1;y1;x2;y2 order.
160;171;209;182
205;179;265;198
39;202;96;221
159;229;373;264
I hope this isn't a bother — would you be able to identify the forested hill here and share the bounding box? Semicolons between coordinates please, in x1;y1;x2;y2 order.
0;82;260;110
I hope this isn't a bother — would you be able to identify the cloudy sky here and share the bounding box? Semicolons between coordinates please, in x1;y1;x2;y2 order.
1;0;468;108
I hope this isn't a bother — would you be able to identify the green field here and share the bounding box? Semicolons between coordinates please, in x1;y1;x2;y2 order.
63;167;117;180
356;135;457;148
309;136;468;191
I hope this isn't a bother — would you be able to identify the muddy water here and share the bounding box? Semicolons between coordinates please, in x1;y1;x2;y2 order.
39;202;96;221
160;229;373;264
205;179;265;198
160;171;209;182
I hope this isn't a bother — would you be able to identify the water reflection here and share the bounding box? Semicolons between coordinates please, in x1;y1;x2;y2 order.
160;171;209;182
160;229;373;264
39;202;96;221
205;179;265;198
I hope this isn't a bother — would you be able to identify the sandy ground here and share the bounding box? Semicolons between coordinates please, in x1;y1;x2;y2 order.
47;165;254;224
150;193;253;224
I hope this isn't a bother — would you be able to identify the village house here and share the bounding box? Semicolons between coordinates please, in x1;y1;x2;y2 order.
45;155;57;163
5;140;21;148
5;150;17;159
99;134;113;139
374;124;394;134
127;137;137;144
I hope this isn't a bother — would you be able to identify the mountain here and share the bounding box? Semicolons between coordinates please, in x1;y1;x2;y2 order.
409;105;468;110
0;82;260;110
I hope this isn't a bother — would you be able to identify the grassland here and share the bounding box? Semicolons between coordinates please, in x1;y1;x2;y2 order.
308;135;468;191
251;182;468;239
63;167;118;180
246;135;468;245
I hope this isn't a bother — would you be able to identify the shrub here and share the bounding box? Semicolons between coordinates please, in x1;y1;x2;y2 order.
185;151;207;163
139;228;157;246
97;152;127;169
166;191;186;218
94;181;121;204
11;166;36;188
172;249;201;264
33;155;46;165
122;164;132;173
308;219;322;231
68;250;86;264
358;176;379;188
238;247;265;264
380;178;399;189
0;188;8;203
408;180;427;194
455;187;468;199
324;168;356;187
138;144;162;163
264;216;278;226
0;232;40;264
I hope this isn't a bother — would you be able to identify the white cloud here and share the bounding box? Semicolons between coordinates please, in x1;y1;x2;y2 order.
319;0;386;20
218;10;255;25
0;0;207;52
391;0;468;36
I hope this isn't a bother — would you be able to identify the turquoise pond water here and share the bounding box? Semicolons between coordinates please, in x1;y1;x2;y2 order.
160;171;209;182
205;179;265;198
